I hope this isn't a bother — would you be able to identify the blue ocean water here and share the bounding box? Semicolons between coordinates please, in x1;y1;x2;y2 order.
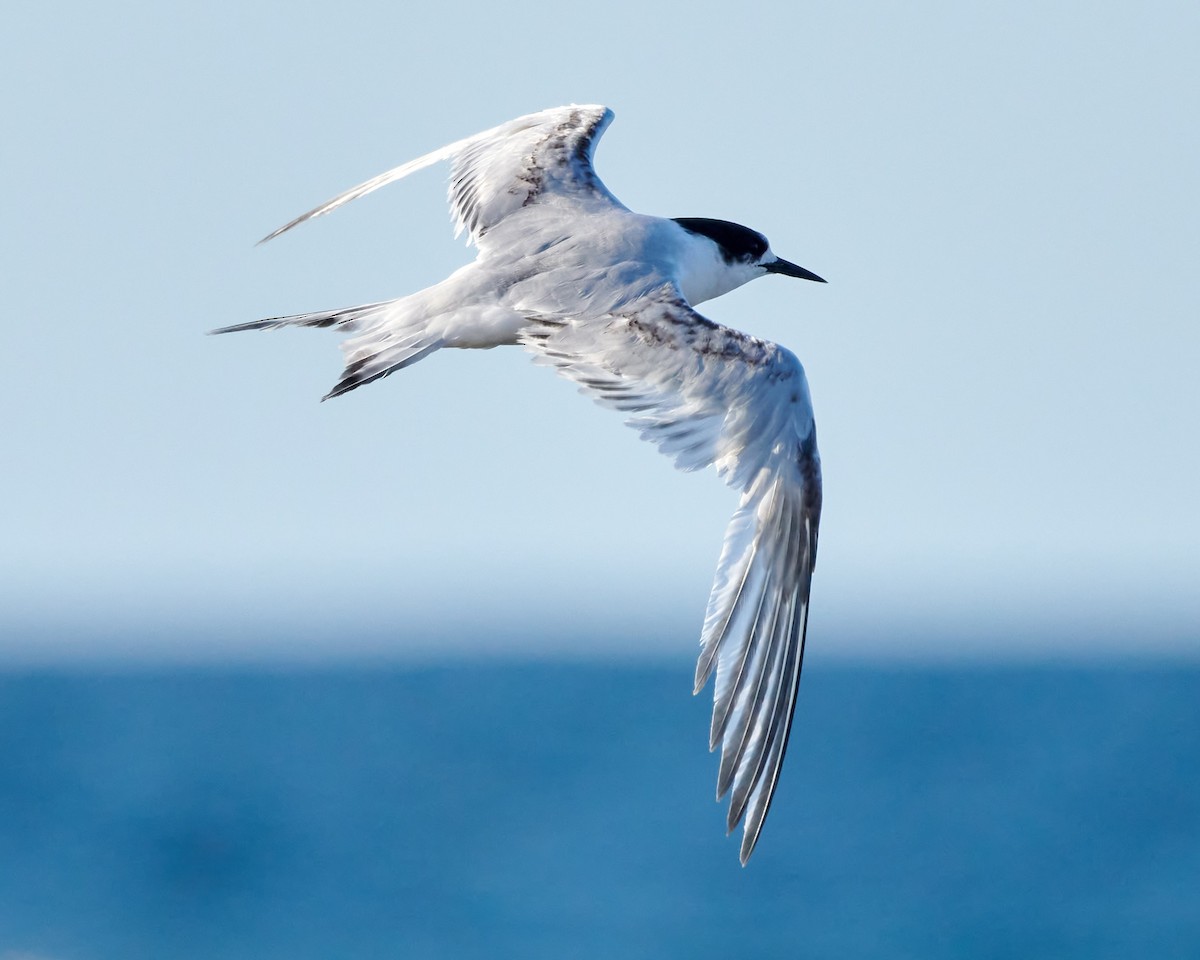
0;661;1196;959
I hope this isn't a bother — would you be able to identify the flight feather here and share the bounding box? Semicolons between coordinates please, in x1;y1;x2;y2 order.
521;286;822;863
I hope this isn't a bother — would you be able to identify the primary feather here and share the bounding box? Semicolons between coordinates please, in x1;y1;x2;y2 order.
522;286;821;863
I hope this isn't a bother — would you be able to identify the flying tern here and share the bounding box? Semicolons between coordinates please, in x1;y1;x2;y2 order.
215;104;825;863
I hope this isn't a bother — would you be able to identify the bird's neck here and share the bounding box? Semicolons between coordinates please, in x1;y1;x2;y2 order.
674;234;756;306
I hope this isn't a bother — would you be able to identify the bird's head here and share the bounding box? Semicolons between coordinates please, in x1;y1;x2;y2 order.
671;217;825;304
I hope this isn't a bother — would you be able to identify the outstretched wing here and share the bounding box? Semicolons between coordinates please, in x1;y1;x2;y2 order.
260;104;623;246
521;288;822;864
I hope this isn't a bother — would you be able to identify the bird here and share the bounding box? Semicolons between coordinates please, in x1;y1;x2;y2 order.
214;104;825;863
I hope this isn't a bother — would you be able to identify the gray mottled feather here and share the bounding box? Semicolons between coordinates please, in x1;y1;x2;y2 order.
521;287;821;863
256;105;622;247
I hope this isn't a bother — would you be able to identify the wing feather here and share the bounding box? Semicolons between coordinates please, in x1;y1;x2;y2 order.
521;287;822;863
259;105;623;246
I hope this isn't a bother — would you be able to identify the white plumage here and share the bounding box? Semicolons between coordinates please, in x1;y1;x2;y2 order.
216;104;825;863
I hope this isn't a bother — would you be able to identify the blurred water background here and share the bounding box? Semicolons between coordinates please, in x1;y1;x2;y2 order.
4;0;1199;956
1;657;1196;959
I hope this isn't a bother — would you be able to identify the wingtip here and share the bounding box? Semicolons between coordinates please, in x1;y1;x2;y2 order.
256;226;286;246
739;823;764;866
724;805;761;865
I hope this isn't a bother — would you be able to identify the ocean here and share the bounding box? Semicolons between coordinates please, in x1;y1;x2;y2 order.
0;661;1196;958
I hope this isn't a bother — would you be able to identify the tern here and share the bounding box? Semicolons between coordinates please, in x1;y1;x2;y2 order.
215;104;825;863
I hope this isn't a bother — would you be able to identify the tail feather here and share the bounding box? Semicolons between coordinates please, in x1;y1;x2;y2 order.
211;297;445;400
209;299;399;336
323;335;444;400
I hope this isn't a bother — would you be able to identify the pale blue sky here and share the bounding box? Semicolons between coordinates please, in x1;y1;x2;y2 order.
2;1;1197;661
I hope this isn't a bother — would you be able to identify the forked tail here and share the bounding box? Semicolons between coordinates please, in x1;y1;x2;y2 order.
211;299;444;401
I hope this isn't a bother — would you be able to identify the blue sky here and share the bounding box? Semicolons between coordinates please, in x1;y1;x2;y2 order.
2;1;1197;661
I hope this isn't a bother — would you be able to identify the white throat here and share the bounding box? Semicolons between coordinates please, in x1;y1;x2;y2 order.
673;232;761;306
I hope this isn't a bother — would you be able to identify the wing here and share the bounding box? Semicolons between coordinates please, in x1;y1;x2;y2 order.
521;288;822;864
259;104;624;246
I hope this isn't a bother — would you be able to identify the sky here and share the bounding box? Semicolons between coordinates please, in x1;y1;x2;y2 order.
2;0;1197;662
